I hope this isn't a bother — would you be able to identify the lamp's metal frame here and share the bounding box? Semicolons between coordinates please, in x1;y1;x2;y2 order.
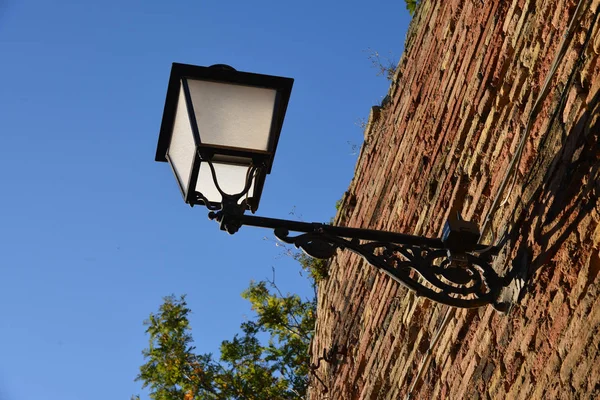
200;161;506;310
156;63;294;212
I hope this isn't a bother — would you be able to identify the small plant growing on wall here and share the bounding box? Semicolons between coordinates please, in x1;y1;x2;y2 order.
405;0;421;16
365;48;398;81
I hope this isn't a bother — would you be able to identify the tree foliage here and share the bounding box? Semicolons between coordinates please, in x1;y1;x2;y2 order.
405;0;421;16
133;296;221;400
294;253;329;282
134;278;317;399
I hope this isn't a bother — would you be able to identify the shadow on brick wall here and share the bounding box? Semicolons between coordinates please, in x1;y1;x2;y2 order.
505;88;600;297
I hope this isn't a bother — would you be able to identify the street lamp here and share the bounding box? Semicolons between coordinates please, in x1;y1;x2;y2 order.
155;63;505;309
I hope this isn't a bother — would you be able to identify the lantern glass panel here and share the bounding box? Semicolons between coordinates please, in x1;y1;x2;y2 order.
166;84;195;193
186;79;277;152
196;162;255;203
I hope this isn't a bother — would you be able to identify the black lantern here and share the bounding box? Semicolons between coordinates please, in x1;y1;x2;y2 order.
156;63;293;212
155;63;509;310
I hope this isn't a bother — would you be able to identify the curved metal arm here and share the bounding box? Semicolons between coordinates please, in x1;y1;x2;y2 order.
203;160;505;308
194;159;260;216
274;229;501;309
205;159;258;204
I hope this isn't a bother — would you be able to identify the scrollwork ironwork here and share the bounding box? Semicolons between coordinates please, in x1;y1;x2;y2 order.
275;228;501;308
194;160;261;213
202;159;505;309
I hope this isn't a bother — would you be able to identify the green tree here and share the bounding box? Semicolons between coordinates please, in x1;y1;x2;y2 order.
294;252;329;282
134;280;316;400
133;295;221;400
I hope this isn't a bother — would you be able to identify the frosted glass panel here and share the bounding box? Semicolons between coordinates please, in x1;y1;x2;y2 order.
196;163;255;203
187;79;276;151
167;83;196;193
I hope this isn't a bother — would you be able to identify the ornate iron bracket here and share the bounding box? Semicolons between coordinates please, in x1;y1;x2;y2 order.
274;228;502;309
203;160;506;309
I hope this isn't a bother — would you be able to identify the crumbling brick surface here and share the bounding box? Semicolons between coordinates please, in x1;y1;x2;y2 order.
310;0;600;399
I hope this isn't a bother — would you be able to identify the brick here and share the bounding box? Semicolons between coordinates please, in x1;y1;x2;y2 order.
309;0;600;398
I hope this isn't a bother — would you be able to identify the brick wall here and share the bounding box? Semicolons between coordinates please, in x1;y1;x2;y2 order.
309;0;600;398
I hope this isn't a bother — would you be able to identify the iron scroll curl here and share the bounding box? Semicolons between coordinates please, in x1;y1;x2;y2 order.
274;228;501;309
200;160;505;309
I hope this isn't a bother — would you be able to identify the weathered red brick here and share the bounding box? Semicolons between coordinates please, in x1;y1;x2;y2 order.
310;0;600;398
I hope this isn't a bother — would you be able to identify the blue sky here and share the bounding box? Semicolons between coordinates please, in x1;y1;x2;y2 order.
0;1;410;398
